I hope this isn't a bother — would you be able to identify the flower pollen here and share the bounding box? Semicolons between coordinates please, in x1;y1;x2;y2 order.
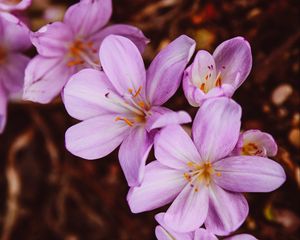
242;142;263;156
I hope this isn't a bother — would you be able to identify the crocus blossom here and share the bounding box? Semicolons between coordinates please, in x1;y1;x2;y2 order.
183;37;252;106
0;12;30;133
232;129;278;157
64;34;195;187
0;0;31;11
128;97;285;234
155;213;257;240
23;0;148;104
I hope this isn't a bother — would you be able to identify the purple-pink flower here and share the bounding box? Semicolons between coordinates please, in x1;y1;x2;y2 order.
23;0;148;104
127;97;285;234
0;0;31;11
64;34;195;187
0;12;30;133
155;213;257;240
232;129;278;157
183;37;252;106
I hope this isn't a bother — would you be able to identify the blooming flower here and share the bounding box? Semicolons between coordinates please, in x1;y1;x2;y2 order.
183;37;252;106
23;0;148;104
232;129;278;157
155;213;257;240
0;0;31;11
0;12;30;133
64;34;195;187
128;97;285;234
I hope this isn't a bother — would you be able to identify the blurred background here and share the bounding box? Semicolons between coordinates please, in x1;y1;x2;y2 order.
0;0;299;239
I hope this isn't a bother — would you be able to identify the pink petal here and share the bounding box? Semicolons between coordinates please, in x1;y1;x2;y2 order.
0;86;7;133
0;0;31;11
0;12;31;51
23;55;73;104
127;161;185;213
205;184;249;236
233;130;278;157
155;213;193;240
63;69;128;121
154;125;202;170
145;106;191;131
64;0;112;37
213;156;286;192
213;37;252;89
65;114;129;160
90;24;149;53
100;35;146;96
192;97;241;162
225;234;257;240
0;53;29;94
164;182;209;233
31;22;73;57
146;35;196;105
194;228;218;240
118;127;154;187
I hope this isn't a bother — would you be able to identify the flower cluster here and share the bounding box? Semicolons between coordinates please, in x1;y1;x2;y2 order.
0;0;286;239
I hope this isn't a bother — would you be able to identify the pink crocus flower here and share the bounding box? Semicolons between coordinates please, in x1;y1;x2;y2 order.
128;97;286;234
232;129;278;157
0;12;30;133
64;34;195;187
0;0;31;11
183;37;252;106
155;213;257;240
23;0;148;104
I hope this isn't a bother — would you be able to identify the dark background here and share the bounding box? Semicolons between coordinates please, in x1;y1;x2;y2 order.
0;0;299;239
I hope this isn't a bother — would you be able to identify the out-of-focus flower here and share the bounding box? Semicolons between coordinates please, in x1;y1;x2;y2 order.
183;37;252;106
0;0;31;11
155;213;257;240
0;12;30;133
64;34;195;187
23;0;148;104
128;97;285;234
232;130;278;157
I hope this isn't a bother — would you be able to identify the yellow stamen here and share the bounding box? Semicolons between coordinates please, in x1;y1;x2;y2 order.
133;86;142;98
115;116;134;127
215;72;222;87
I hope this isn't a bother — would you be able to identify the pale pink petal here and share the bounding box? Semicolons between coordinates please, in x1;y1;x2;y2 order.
213;37;252;89
233;130;278;157
225;234;257;240
146;35;196;105
145;106;191;131
0;86;7;133
0;53;29;94
192;97;241;162
213;156;286;192
23;56;73;104
0;0;31;11
154;125;202;170
155;213;193;240
164;182;209;233
64;0;112;37
0;12;31;51
63;69;129;121
100;35;146;96
89;24;149;53
65;114;129;160
118;127;155;186
194;228;218;240
205;184;249;236
31;22;73;57
127;161;185;213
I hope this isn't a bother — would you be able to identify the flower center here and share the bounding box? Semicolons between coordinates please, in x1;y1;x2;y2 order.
199;71;222;94
0;46;7;65
67;39;99;69
242;142;263;156
105;86;150;127
183;161;221;191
